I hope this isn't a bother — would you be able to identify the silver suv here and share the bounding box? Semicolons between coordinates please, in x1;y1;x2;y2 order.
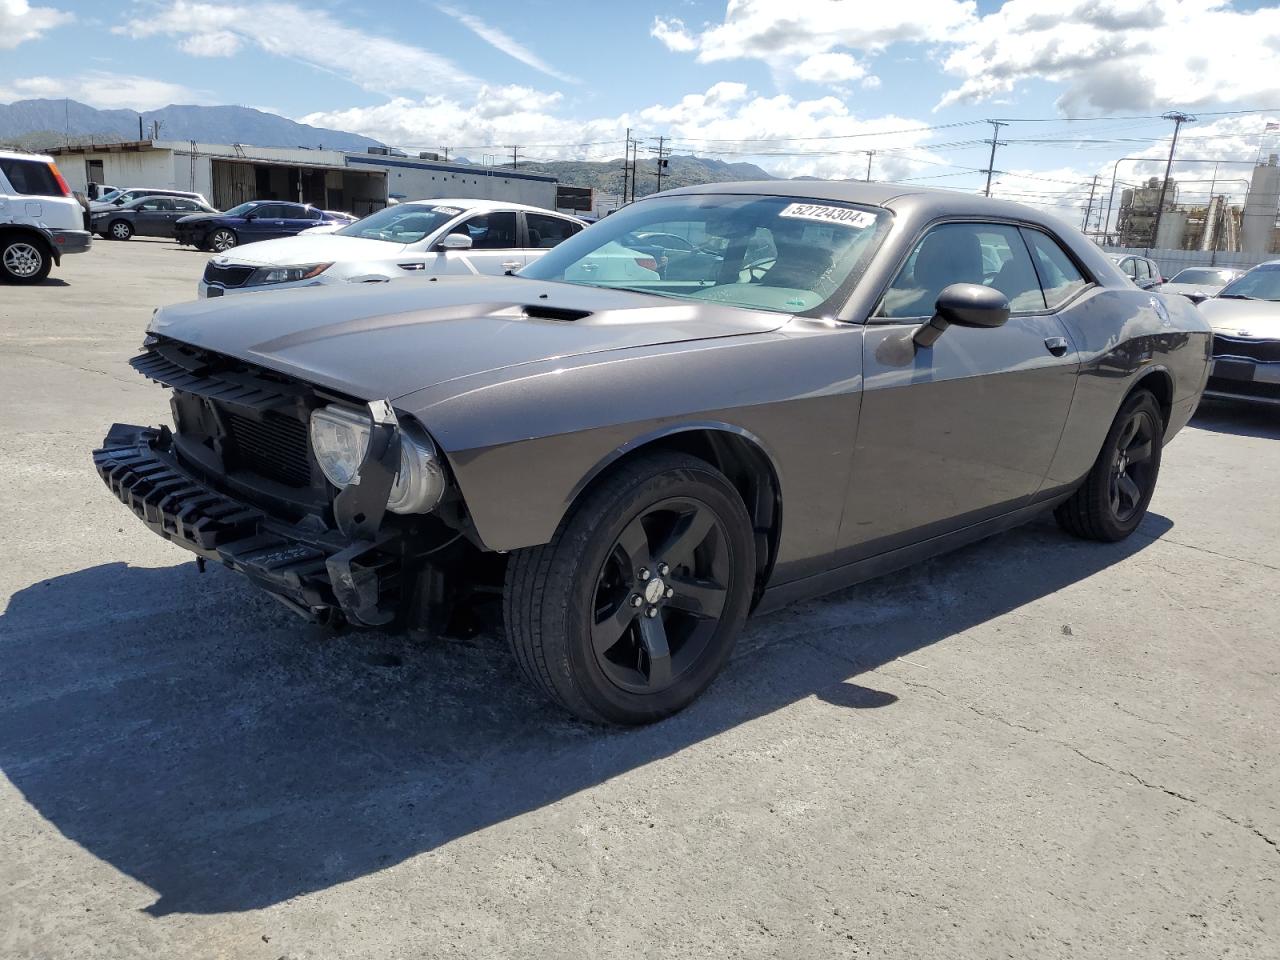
0;150;91;284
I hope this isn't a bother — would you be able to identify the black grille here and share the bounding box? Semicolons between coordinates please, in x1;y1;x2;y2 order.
1212;335;1280;364
1206;376;1280;401
222;411;312;487
204;261;255;288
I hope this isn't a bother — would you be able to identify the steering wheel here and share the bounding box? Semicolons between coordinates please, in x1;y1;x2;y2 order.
742;257;775;283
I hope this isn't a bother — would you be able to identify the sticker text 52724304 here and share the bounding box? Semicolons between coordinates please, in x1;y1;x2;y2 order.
778;203;876;228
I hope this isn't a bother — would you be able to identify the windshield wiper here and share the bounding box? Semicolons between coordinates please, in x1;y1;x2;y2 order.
1217;294;1258;300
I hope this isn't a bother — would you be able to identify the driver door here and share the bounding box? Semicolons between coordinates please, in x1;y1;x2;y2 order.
132;197;173;236
837;220;1080;559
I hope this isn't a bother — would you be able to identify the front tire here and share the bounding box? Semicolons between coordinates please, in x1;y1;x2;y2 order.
108;220;133;241
209;228;237;252
1056;389;1164;541
504;452;755;725
0;237;51;284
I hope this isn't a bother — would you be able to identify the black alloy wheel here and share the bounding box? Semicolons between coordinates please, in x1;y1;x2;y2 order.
1056;389;1164;542
591;496;731;694
505;451;755;725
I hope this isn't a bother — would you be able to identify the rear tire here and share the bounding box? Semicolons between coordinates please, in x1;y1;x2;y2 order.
0;236;51;284
504;452;755;725
1056;389;1164;542
108;220;133;241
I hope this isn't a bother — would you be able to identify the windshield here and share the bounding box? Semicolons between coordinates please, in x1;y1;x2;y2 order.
97;189;123;203
336;203;464;244
1170;268;1235;285
519;194;891;316
1219;265;1280;301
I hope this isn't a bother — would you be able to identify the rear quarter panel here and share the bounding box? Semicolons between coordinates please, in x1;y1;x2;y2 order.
1048;289;1210;486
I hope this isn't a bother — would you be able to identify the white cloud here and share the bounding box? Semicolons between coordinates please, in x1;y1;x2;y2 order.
0;0;72;49
119;0;478;96
438;5;577;84
178;30;242;57
670;0;976;61
651;16;697;52
303;81;947;183
0;71;204;110
795;53;868;85
938;0;1280;112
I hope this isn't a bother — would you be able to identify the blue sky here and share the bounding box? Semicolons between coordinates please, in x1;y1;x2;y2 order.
4;0;1280;216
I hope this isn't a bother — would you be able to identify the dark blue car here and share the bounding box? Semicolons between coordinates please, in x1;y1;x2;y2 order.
174;201;348;252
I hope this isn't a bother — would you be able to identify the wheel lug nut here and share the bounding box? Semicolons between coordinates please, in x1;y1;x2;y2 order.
629;595;643;608
645;607;659;618
638;568;651;582
665;587;674;598
658;562;669;576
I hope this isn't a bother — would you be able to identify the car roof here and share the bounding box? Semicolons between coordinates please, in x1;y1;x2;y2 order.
399;197;581;216
656;179;1087;232
0;149;55;163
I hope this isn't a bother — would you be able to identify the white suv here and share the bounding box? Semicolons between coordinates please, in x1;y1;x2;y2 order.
0;150;91;284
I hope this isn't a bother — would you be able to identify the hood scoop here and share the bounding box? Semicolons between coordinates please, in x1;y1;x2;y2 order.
522;304;592;323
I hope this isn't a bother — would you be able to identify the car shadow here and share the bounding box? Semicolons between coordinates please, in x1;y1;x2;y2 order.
0;514;1171;916
1192;398;1280;440
21;277;70;287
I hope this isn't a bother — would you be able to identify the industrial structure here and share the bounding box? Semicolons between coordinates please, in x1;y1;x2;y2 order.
47;140;561;214
1242;154;1280;255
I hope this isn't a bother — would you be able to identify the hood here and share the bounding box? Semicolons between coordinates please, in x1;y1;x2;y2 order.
149;275;786;400
210;233;407;266
1197;297;1280;339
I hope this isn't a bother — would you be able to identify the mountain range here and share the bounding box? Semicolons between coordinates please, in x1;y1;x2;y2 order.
0;99;382;152
0;98;781;194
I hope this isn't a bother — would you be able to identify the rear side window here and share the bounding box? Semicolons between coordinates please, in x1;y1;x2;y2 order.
1022;230;1089;308
0;158;62;197
526;213;581;248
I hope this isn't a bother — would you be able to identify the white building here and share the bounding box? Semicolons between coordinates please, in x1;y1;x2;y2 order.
47;140;561;216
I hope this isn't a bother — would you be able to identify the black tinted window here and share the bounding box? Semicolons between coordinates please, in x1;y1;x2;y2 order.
0;158;62;197
454;212;518;249
526;213;581;248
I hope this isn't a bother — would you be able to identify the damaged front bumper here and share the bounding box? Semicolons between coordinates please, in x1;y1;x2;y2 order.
93;422;403;626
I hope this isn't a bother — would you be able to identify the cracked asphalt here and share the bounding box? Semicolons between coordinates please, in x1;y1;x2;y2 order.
2;238;1277;959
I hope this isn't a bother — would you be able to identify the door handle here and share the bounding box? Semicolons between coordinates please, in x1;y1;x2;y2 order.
502;260;522;270
1044;336;1069;357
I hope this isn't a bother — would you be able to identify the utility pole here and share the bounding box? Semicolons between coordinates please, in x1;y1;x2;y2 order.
1150;110;1194;248
621;128;631;204
863;150;875;182
509;145;519;170
652;135;670;193
982;120;1007;197
441;147;449;162
1081;174;1100;233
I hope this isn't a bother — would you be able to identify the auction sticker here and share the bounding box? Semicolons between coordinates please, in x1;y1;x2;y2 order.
779;203;876;228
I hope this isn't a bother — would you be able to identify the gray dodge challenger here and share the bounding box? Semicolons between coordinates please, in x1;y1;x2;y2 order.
95;182;1212;724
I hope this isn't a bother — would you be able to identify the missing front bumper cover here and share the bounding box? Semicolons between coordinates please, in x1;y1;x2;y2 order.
93;422;401;626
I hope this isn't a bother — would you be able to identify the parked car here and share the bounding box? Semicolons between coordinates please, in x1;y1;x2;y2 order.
89;187;210;212
1159;266;1244;302
1197;261;1280;405
91;195;219;240
0;149;91;284
1110;253;1164;290
94;182;1210;724
295;210;359;237
87;182;120;200
196;199;585;298
175;201;351;253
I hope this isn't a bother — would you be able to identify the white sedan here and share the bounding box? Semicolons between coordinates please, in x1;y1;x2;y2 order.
198;199;586;298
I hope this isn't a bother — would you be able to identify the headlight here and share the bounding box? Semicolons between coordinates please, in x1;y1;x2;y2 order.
308;404;446;515
246;262;332;286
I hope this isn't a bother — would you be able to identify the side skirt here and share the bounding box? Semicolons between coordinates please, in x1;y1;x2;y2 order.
754;489;1075;615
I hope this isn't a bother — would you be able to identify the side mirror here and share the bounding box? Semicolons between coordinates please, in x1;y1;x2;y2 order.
913;283;1010;348
1186;290;1208;304
244;213;257;221
438;232;473;250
